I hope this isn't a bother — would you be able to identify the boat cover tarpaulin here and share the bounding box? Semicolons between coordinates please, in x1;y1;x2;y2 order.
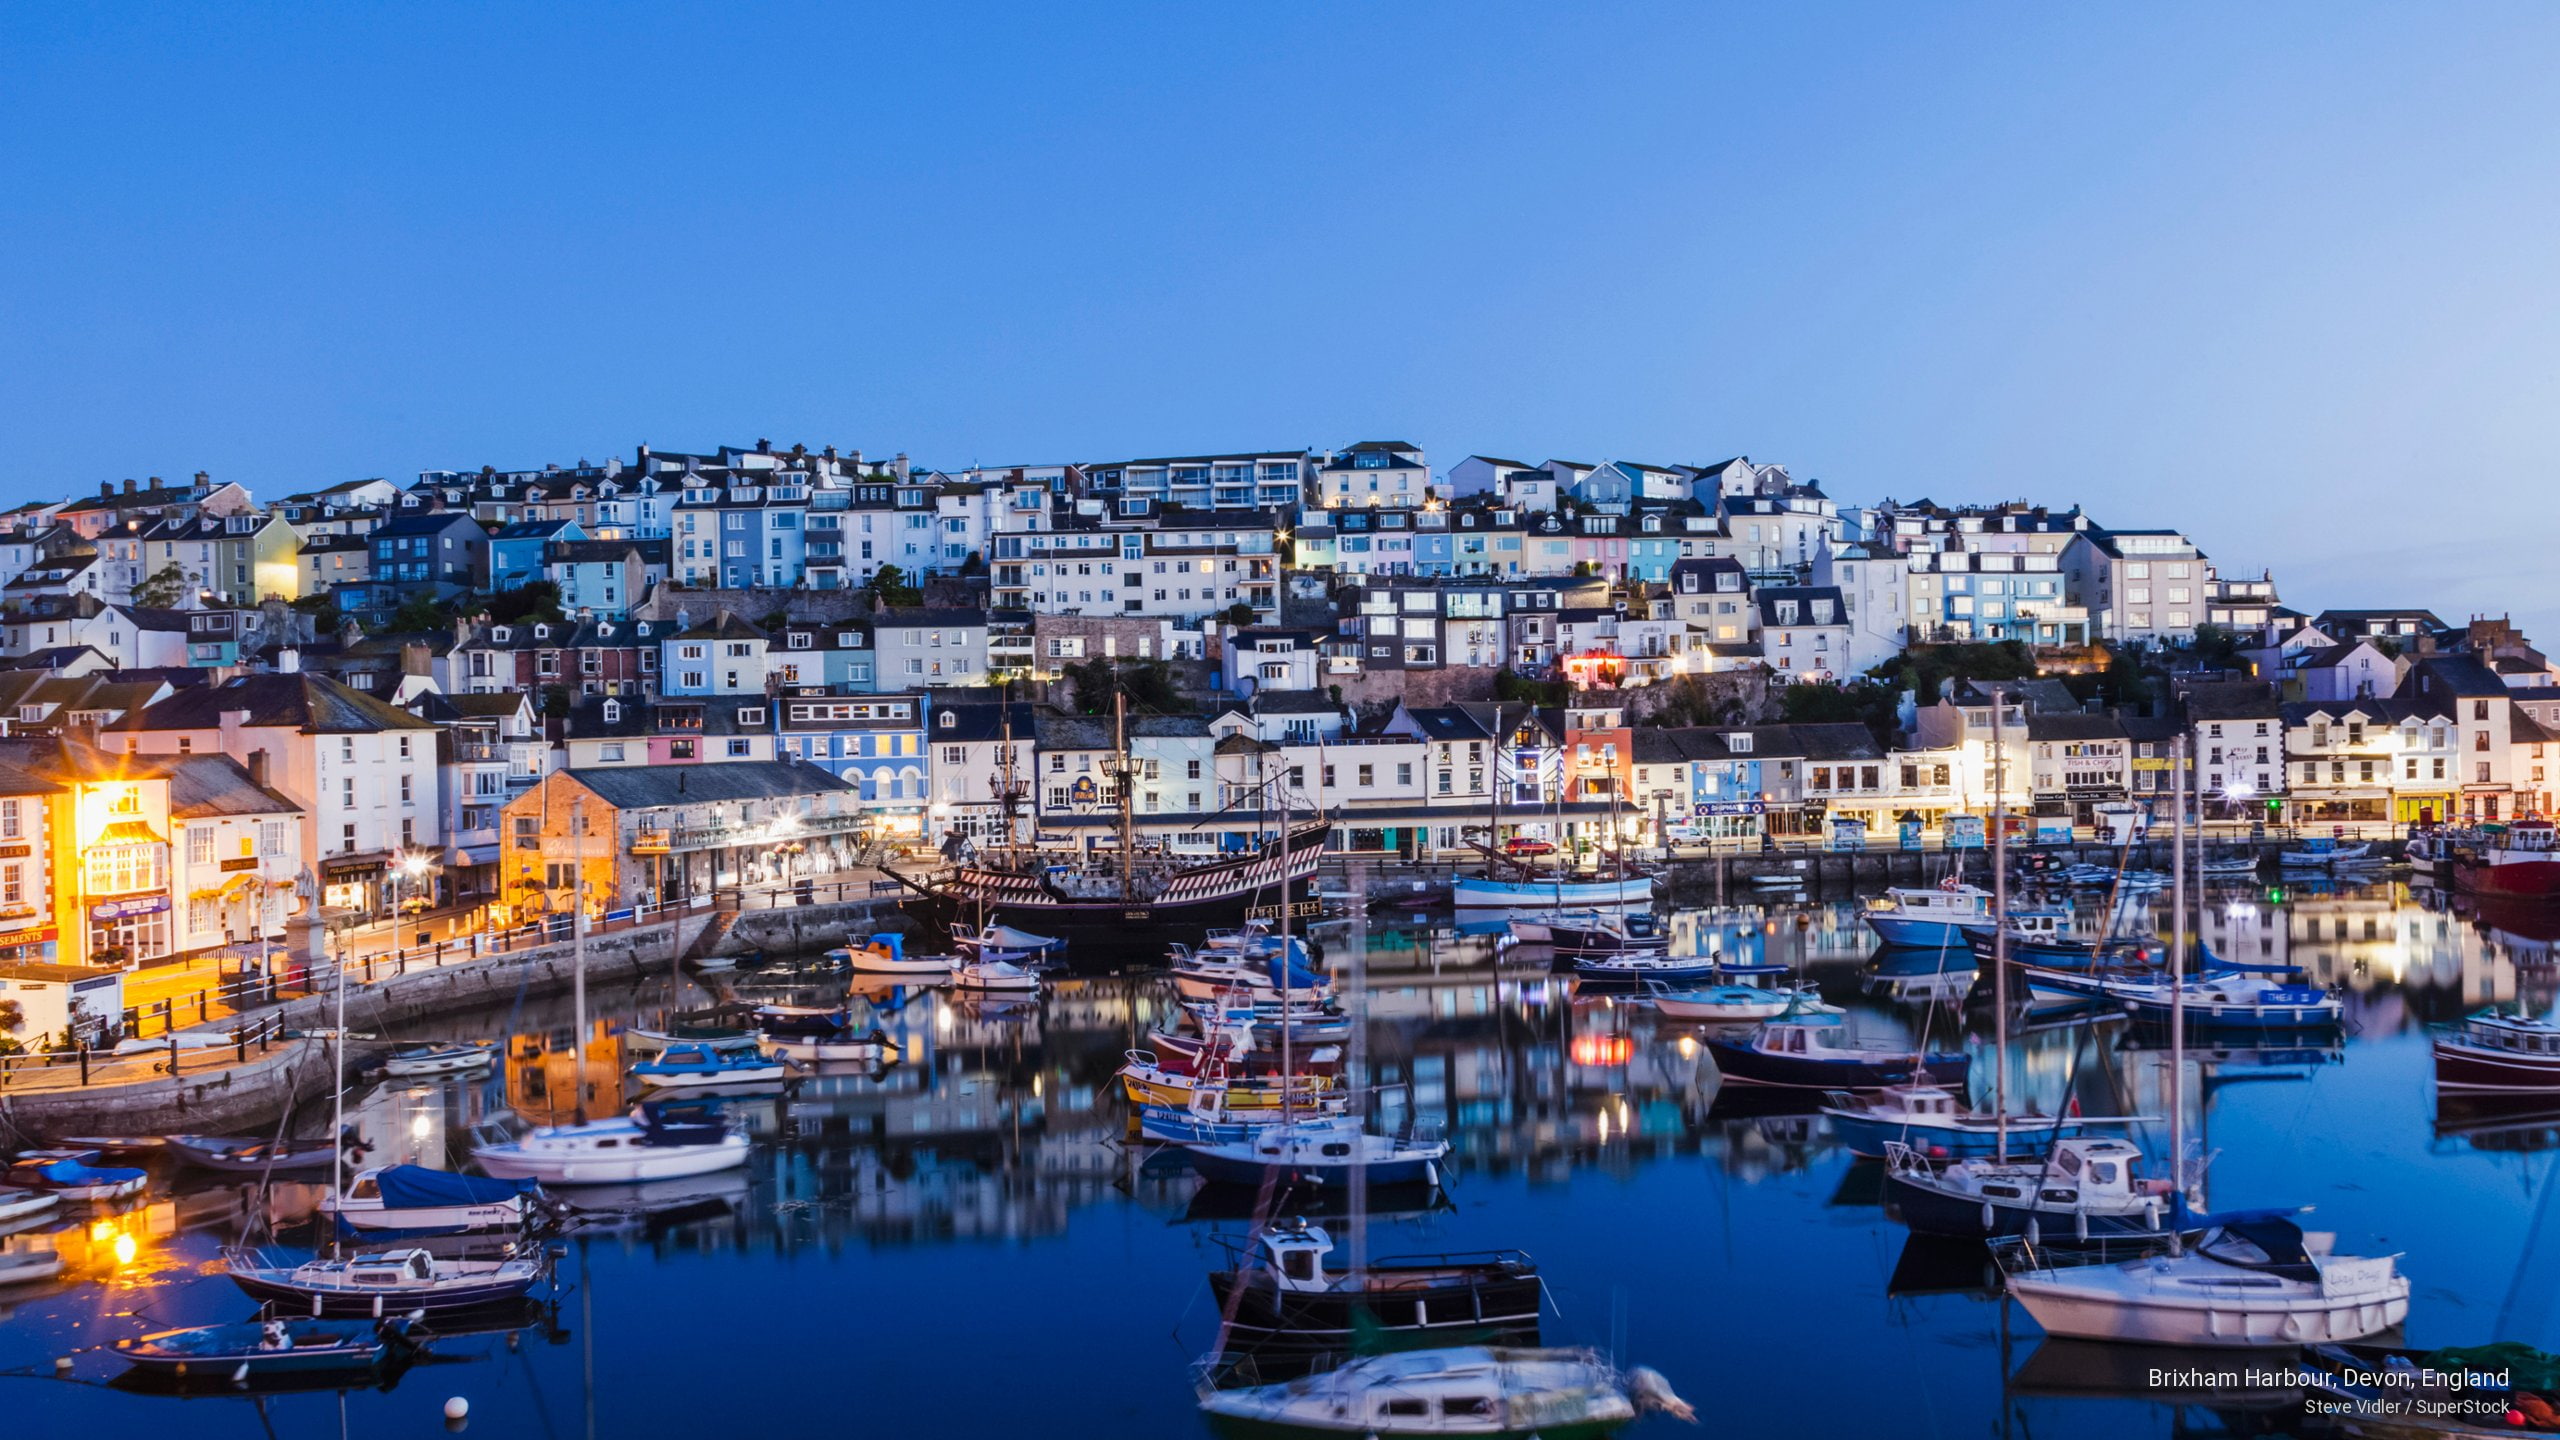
27;1158;144;1186
1266;955;1324;992
374;1165;539;1208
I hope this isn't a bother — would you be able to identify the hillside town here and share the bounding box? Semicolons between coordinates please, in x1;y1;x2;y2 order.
0;438;2545;985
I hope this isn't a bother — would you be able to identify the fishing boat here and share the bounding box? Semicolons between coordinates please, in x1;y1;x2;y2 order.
322;1165;545;1236
835;933;951;977
950;955;1042;992
1180;1118;1449;1189
1883;1136;2182;1239
2020;966;2342;1030
471;1102;749;1185
1206;1218;1545;1361
1864;882;1994;949
5;1152;148;1201
1138;1099;1330;1146
2452;819;2560;901
224;1245;547;1314
113;1317;419;1384
1144;1027;1342;1079
762;1028;899;1064
381;1042;494;1078
1821;1084;2085;1161
1995;1214;2409;1346
1118;1050;1339;1112
1646;965;1836;1022
0;1188;62;1233
628;1041;795;1091
2434;1010;2560;1092
1570;951;1720;985
1703;1014;1971;1091
753;1003;853;1035
1197;1346;1690;1439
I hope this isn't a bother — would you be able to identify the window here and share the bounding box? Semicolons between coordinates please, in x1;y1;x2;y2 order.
187;827;213;865
726;739;752;757
261;820;286;855
340;737;356;762
739;707;766;725
0;800;16;841
399;774;413;803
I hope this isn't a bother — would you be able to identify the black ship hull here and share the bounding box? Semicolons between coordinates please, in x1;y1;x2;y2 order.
900;822;1330;962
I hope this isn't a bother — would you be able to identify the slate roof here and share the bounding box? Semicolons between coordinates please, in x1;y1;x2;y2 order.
566;761;853;811
106;673;438;733
2025;714;2130;743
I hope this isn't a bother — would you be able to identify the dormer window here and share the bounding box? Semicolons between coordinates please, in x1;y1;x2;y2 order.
534;623;550;639
939;711;956;730
789;632;812;650
491;625;511;642
602;700;620;723
1726;733;1754;753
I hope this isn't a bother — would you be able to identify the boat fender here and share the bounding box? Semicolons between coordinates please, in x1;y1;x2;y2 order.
1425;1160;1439;1189
373;1294;384;1317
311;1295;324;1317
2144;1197;2161;1230
1981;1201;1995;1231
231;1362;250;1387
2024;1217;2040;1246
2075;1208;2088;1242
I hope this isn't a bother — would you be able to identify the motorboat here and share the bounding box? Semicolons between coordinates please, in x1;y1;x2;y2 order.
951;921;1065;958
1646;965;1836;1022
1180;1118;1449;1189
0;1187;63;1233
835;933;952;978
1118;1050;1338;1113
1171;950;1329;1004
163;1133;348;1176
1507;910;1667;948
1200;921;1317;968
1179;996;1352;1044
1864;883;1994;949
1144;1027;1342;1079
113;1316;419;1385
1454;873;1654;909
5;1152;147;1201
1572;951;1721;985
2199;848;2262;877
471;1102;749;1185
1703;1014;1971;1091
1821;1083;2084;1161
380;1042;494;1079
2280;837;2374;870
762;1028;899;1064
1207;1218;1544;1361
1995;1215;2408;1347
2019;966;2341;1030
2433;1010;2560;1092
1883;1136;2181;1240
628;1041;795;1092
224;1245;546;1314
950;956;1042;992
1197;1346;1689;1439
321;1165;545;1236
2451;818;2560;901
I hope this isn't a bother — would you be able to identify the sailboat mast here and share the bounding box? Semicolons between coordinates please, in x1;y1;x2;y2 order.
1487;704;1504;856
332;916;347;1201
2169;733;2188;1206
570;792;591;1123
1114;689;1133;902
1992;688;2009;1164
998;690;1018;868
1278;763;1293;1127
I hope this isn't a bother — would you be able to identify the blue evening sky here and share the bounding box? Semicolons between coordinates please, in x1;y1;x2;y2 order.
5;4;2556;637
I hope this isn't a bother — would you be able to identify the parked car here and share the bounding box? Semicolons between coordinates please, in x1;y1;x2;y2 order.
1503;838;1556;857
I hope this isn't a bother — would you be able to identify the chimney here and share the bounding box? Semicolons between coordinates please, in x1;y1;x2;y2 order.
102;481;115;498
277;647;301;673
246;749;269;788
127;478;141;494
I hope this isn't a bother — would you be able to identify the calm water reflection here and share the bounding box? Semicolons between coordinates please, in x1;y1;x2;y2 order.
1;880;2556;1437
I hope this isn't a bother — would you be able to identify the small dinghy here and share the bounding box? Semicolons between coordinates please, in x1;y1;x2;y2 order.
1197;1345;1690;1439
381;1043;495;1079
322;1165;547;1236
6;1152;148;1201
951;956;1041;992
628;1041;794;1092
836;933;952;977
1647;966;1836;1022
164;1133;349;1176
623;1024;764;1057
471;1101;748;1186
225;1245;547;1315
0;1187;63;1233
114;1316;419;1385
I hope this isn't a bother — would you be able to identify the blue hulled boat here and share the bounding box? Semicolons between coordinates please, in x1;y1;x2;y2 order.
1863;884;1993;949
1820;1083;2083;1160
1179;1118;1448;1189
1704;1014;1971;1091
114;1316;419;1383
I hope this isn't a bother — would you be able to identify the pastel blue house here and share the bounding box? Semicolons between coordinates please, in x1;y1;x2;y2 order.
491;519;584;591
777;692;928;825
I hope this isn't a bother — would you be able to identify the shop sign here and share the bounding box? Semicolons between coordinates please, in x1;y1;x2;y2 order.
220;856;260;873
0;843;29;859
1693;801;1767;817
90;895;170;920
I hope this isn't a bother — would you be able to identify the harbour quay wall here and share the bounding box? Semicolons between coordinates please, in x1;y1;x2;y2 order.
724;898;909;957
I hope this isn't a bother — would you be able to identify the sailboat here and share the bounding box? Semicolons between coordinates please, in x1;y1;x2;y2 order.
1991;737;2411;1345
1198;1347;1691;1439
1205;1218;1545;1364
895;690;1328;939
1455;705;1652;911
223;1245;546;1314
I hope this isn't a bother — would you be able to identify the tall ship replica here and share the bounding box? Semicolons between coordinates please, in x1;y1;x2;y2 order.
892;691;1328;944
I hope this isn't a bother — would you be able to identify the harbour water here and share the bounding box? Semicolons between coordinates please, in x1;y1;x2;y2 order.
1;878;2554;1438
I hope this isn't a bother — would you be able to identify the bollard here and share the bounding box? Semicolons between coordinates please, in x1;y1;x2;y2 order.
168;1028;180;1077
197;989;207;1023
78;1043;89;1085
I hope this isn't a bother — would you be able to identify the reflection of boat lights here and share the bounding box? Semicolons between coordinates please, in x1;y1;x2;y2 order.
1676;1035;1699;1059
1032;1073;1044;1098
1617;1097;1631;1129
1570;1034;1634;1067
411;1113;433;1139
113;1232;136;1266
1596;1107;1612;1142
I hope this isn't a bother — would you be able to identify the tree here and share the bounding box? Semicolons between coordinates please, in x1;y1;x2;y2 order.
290;593;343;629
1220;601;1259;628
487;580;565;627
1061;656;1188;715
1492;668;1568;708
1779;681;1869;726
132;562;189;608
2191;623;2242;668
863;564;922;608
540;684;573;719
389;592;450;633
